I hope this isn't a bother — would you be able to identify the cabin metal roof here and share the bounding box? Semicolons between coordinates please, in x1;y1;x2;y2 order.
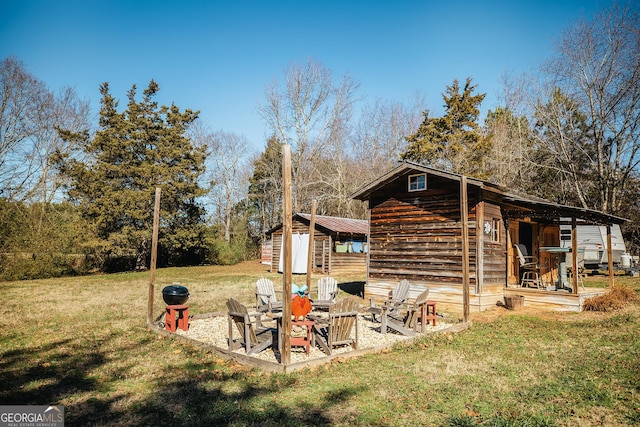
350;161;626;226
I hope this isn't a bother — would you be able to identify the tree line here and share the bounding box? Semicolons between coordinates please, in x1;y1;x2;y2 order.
1;3;638;280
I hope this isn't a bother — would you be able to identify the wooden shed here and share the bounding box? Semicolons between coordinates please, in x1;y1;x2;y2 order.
268;213;368;275
351;162;626;312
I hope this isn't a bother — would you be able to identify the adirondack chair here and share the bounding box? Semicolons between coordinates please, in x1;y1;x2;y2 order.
368;279;411;321
381;288;430;336
312;276;338;310
255;278;283;312
312;297;359;355
226;298;274;355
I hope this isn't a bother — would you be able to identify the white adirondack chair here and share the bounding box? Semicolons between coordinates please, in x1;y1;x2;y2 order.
312;276;338;310
255;278;283;312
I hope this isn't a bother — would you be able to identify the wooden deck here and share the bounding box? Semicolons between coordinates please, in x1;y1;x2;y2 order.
366;280;610;313
503;286;608;312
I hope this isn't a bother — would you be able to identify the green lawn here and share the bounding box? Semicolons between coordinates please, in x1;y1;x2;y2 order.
1;261;638;426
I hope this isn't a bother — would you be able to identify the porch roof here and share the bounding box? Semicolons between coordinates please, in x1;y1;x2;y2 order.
296;213;369;235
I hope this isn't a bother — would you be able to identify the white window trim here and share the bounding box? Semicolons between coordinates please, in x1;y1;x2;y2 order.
408;173;427;192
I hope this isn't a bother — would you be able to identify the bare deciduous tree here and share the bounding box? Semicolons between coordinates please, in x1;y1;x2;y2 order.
258;58;359;213
482;72;539;188
350;96;425;181
538;3;640;214
0;57;90;203
199;126;253;242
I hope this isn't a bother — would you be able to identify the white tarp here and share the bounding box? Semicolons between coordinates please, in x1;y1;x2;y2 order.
278;233;309;274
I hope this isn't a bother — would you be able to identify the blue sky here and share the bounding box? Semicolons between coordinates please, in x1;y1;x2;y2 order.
1;0;612;152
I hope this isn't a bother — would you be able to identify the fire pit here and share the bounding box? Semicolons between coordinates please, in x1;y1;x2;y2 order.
162;283;190;305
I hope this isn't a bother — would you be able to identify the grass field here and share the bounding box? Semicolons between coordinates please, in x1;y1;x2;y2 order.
1;261;638;426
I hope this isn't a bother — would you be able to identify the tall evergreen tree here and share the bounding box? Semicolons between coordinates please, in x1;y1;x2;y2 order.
402;78;488;177
55;81;207;270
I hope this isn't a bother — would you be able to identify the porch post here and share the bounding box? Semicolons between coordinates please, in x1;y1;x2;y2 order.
366;207;371;290
607;225;614;288
328;235;332;275
476;201;484;294
460;176;470;321
571;217;578;294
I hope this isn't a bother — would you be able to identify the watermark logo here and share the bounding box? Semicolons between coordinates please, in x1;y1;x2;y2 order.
0;405;64;427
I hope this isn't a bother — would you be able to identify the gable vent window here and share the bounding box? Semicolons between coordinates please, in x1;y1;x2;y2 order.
408;173;427;191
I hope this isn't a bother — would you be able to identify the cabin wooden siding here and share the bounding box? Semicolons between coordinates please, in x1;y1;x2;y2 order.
365;174;477;301
329;252;367;273
270;217;366;275
364;173;508;311
481;202;508;287
354;162;622;312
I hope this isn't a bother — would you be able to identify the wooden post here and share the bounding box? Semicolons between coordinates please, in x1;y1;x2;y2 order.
281;144;293;364
328;235;333;275
322;240;326;273
365;207;371;297
460;176;470;322
607;225;614;288
306;200;317;290
571;217;578;294
506;220;514;286
475;200;484;294
147;187;161;325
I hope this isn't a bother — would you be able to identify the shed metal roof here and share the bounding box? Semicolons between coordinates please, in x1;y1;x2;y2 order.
267;213;368;236
296;213;369;235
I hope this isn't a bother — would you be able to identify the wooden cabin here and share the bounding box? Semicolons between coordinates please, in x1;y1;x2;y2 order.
268;213;368;275
351;162;626;312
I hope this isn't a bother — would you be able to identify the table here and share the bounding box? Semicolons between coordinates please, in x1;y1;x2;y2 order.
289;319;315;355
421;301;437;328
268;312;315;356
368;301;436;333
539;247;583;292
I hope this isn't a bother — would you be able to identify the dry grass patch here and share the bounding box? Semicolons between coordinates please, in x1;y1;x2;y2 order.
1;263;639;426
583;284;637;312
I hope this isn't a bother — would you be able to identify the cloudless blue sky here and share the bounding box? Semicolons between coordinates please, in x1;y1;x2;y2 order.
1;0;613;152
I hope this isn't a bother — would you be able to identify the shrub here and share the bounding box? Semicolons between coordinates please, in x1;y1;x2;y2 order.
206;238;246;265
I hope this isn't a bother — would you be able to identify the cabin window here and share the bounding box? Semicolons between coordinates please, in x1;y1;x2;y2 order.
408;173;426;191
491;218;500;243
335;241;348;253
334;240;368;253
